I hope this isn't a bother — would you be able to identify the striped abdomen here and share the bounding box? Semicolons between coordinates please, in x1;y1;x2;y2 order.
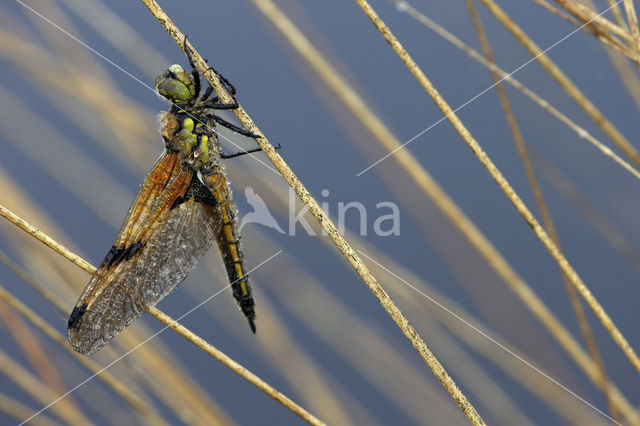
203;168;256;332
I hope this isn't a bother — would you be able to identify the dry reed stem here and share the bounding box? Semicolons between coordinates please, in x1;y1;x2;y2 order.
228;203;459;422
608;0;630;30
0;392;61;426
239;162;624;424
266;156;640;423
354;0;640;376
246;289;356;424
554;0;634;43
0;284;168;425
264;242;534;424
465;0;618;421
247;0;638;421
533;152;640;275
149;309;325;426
580;0;640;111
0;348;94;425
478;0;640;175
0;250;68;315
534;0;585;26
623;0;640;65
0;301;84;413
113;338;234;425
0;204;323;425
248;164;635;424
0;249;231;425
0;163;231;423
56;0;168;78
536;0;635;60
394;1;640;182
0;28;152;172
140;0;486;424
0;70;231;422
356;244;614;425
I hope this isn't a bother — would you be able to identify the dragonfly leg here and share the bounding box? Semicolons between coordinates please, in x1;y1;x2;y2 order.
207;114;259;138
206;65;237;96
200;85;214;102
221;143;281;159
182;36;202;99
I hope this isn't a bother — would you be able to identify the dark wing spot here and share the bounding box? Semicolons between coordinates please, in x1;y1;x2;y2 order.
68;303;88;330
172;173;217;209
171;195;186;210
100;243;145;268
101;245;121;267
124;242;143;260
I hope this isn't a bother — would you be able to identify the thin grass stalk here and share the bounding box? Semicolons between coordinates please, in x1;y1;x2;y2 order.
553;0;634;43
0;283;168;425
0;250;232;426
608;0;629;30
0;28;152;172
354;0;640;376
534;0;634;59
0;204;324;426
0;251;220;424
0;348;95;426
149;309;325;426
142;0;484;425
0;70;234;422
579;0;640;111
478;0;640;174
355;244;615;425
0;250;69;315
0;169;233;425
0;301;84;413
139;1;486;424
622;0;640;65
246;161;637;424
246;0;638;421
263;241;535;425
532;151;640;275
464;0;618;421
392;1;640;181
533;0;586;26
0;392;61;426
245;290;357;425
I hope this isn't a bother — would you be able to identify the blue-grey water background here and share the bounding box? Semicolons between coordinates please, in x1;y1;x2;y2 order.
0;0;639;425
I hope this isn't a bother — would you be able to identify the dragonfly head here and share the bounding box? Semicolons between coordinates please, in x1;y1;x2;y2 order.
155;64;196;103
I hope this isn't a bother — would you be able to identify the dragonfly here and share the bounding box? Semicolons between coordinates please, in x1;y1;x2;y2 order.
68;53;269;355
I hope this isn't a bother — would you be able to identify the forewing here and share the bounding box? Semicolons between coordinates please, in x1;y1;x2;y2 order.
68;155;222;355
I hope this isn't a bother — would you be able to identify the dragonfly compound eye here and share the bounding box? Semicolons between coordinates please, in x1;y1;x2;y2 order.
155;64;196;103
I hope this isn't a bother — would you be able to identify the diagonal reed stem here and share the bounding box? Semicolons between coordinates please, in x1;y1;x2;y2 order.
479;0;640;173
0;283;168;425
245;0;637;421
0;204;324;426
140;0;486;424
352;0;640;375
464;0;618;421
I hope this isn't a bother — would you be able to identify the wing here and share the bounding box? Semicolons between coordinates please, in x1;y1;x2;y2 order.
68;152;223;355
